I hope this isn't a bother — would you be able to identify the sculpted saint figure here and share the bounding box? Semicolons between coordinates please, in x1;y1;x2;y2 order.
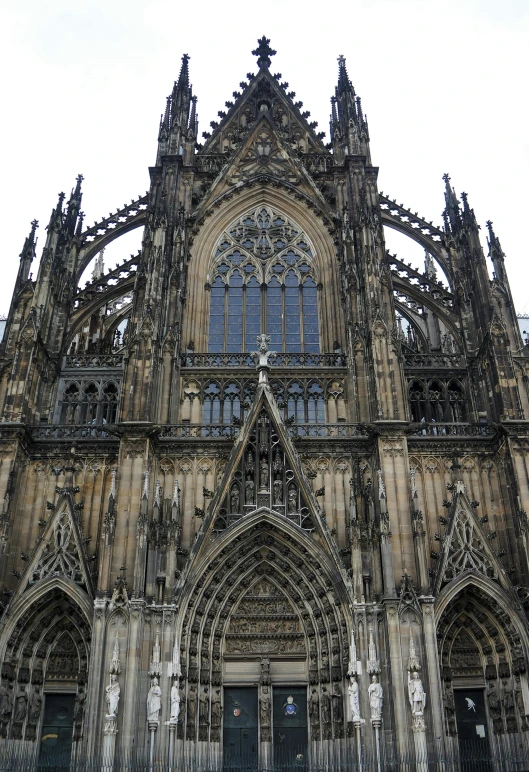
368;675;383;720
29;687;42;722
309;689;319;723
106;675;120;717
408;671;426;715
188;686;197;722
170;682;181;722
320;687;331;724
147;677;162;722
14;689;28;722
348;676;361;719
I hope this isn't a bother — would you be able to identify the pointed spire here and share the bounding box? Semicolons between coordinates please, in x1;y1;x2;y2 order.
407;629;421;671
49;191;65;228
367;628;381;674
252;36;276;69
187;95;198;140
336;55;354;97
109;632;121;675
19;220;38;260
142;471;150;500
486;220;507;282
347;628;358;676
171;54;190;120
64;175;83;235
16;220;38;289
442;173;461;232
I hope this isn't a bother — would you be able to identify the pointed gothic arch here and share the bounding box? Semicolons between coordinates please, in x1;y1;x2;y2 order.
176;511;350;743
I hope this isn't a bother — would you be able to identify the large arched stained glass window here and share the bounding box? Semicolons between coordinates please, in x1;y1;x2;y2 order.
208;206;320;353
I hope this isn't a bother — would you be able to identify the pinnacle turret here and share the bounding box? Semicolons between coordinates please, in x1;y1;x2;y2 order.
442;173;461;233
331;55;369;158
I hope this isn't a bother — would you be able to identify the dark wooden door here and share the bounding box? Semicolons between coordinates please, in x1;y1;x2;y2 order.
38;693;75;769
223;687;258;770
454;689;492;772
273;687;308;770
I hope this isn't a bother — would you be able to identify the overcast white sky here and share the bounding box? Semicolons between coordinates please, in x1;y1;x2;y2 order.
1;0;528;316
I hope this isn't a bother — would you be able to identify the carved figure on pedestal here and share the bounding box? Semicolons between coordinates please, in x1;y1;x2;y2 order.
211;690;222;727
170;682;181;722
0;683;12;725
288;487;297;513
245;479;255;504
321;687;331;724
332;686;343;722
408;672;426;715
147;677;162;722
368;676;383;720
309;689;319;723
188;686;197;722
106;675;120;717
348;676;361;720
230;485;240;513
260;458;269;491
273;479;283;505
199;687;209;724
14;688;27;722
29;687;42;722
260;687;271;726
503;680;515;716
487;682;501;720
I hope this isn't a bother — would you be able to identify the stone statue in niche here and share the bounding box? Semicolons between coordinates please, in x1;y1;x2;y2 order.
408;671;426;716
503;680;515;716
309;689;319;723
105;675;120;717
29;687;42;722
332;687;343;722
147;677;162;722
260;686;271;725
14;688;27;722
321;687;331;724
260;457;269;490
273;479;283;504
245;479;255;503
287;487;297;513
187;686;197;722
487;682;501;720
348;676;361;720
368;675;383;720
0;683;13;724
211;690;222;727
199;687;209;724
73;686;85;722
170;682;181;722
230;485;240;513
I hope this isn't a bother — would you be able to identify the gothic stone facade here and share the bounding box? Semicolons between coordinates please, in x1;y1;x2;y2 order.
1;37;529;768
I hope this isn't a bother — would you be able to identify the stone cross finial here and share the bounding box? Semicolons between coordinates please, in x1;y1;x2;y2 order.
252;37;276;68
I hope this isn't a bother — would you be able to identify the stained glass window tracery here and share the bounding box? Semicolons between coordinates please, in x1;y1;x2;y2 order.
208;206;320;353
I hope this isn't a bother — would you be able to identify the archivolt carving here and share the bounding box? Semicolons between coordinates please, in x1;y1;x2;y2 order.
177;516;349;742
0;587;91;740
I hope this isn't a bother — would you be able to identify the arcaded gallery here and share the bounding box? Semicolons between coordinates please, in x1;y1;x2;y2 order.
0;37;529;771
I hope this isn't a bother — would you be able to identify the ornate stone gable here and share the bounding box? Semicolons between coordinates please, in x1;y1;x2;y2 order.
434;488;504;594
201;66;327;156
9;492;94;602
195;114;329;215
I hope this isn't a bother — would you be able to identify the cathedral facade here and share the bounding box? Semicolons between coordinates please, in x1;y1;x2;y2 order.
0;37;529;769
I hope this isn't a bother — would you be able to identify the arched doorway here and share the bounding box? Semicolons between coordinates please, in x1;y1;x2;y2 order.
177;515;349;768
0;583;91;766
437;579;529;765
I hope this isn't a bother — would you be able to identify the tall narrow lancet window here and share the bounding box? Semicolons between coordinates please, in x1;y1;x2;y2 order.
208;206;320;353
